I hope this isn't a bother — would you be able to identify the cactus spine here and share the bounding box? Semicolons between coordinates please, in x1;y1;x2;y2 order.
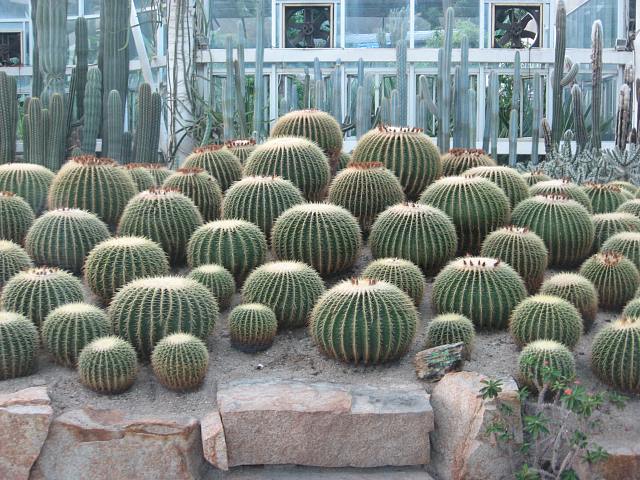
163;168;223;222
462;166;530;209
591;21;603;150
551;1;567;146
229;303;278;352
151;333;209;391
36;0;68;102
0;312;38;380
363;258;425;305
187;264;236;310
592;213;640;251
106;90;125;162
0;163;54;213
23;97;49;167
78;336;138;394
74;17;88;120
0;240;32;290
539;273;598;331
518;340;576;391
252;0;265;140
602;232;640;270
580;252;640;311
183;144;243;192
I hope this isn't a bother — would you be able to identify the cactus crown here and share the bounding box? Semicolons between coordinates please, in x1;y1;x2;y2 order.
226;139;256;147
0;191;16;197
455;256;503;270
139;187;183;197
447;148;487;156
583;181;622;193
193;144;225;153
24;266;65;278
345;161;385;170
87;336;121;352
67;155;117;167
175;167;205;175
160;332;194;345
377;125;423;134
596;250;625;266
131;275;195;291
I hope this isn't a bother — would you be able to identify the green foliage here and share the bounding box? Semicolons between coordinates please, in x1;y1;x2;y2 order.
441;148;496;177
602;231;640;270
225;139;256;164
187;264;236;310
162;168;223;222
518;340;576;391
26;208;110;273
521;171;551;187
592;212;640;251
122;164;155;191
309;278;418;365
369;203;457;272
424;313;475;358
109;276;218;358
0;240;32;290
463;166;530;209
540;273;599;332
183;144;243;192
0;163;54;213
529;179;593;212
591;317;640;393
582;182;627;214
0;192;35;244
0;311;38;380
362;257;426;305
78;336;138;394
580;251;640;311
42;303;111;367
228;303;278;352
432;256;527;330
151;333;209;391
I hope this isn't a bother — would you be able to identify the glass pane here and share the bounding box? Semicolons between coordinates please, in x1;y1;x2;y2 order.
210;0;272;48
84;0;101;15
566;0;617;48
0;0;29;20
345;0;409;48
415;0;480;48
67;0;79;17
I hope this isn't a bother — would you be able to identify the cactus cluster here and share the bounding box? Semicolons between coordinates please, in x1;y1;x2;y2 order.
0;240;32;290
225;139;256;164
162;168;223;222
0;163;54;213
529;179;593;212
369;203;457;272
462;166;530;209
183;144;243;192
122;164;156;191
424;313;475;358
432;257;527;330
0;312;38;380
362;258;426;305
592;212;640;251
582;182;627;214
441;148;496;177
518;340;576;390
187;264;236;310
420;176;510;254
540;273;598;331
151;333;209;391
602;232;640;270
521;171;551;187
579;251;640;311
0;192;35;244
78;336;138;394
591;317;640;393
309;278;418;365
229;303;278;352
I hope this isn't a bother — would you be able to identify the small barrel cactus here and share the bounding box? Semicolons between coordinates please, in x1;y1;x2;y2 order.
222;176;304;237
84;236;170;303
462;166;530;209
350;126;442;199
420;176;511;255
0;163;54;213
42;303;111;367
244;137;331;201
228;303;278;352
591;317;640;393
480;226;548;293
162;168;223;222
521;171;551;187
271;203;362;276
0;312;38;380
225;139;256;164
122;164;155;191
78;336;138;394
623;298;640;318
602;231;640;270
592;212;640;251
441;148;496;177
529;179;593;212
617;199;640;219
582;182;627;214
432;257;527;330
0;192;35;244
511;195;595;267
48;156;138;226
509;295;583;349
609;180;638;196
187;264;236;310
540;273;598;331
242;261;325;328
327;162;405;233
0;240;32;291
362;258;426;305
182;144;243;191
109;276;219;358
518;340;576;390
117;188;203;266
187;220;267;278
424;313;475;359
145;164;173;186
1;267;85;328
151;333;209;391
309;278;418;365
579;251;640;311
369;203;457;272
25;208;111;273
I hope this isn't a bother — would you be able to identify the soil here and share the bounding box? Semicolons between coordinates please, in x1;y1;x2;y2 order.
1;247;638;448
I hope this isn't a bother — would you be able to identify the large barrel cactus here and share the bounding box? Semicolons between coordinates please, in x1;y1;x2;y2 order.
0;163;54;213
579;251;640;311
518;340;576;390
0;192;35;244
592;212;640;251
602;231;640;270
182;144;243;192
540;273;598;331
228;303;278;352
591;317;640;393
441;148;496;177
78;336;138;394
462;166;530;209
582;182;627;214
0;312;38;380
530;179;593;212
362;258;426;305
151;333;209;391
162;168;223;222
187;264;236;310
0;240;32;290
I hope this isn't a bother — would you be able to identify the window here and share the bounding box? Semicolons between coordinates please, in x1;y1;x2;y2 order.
415;0;480;48
0;31;22;66
346;0;409;48
283;4;333;48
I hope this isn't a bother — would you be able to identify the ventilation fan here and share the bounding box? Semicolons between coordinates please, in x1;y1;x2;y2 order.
284;5;332;48
493;5;542;49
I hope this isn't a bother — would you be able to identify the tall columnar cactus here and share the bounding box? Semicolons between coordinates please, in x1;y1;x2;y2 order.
531;72;542;164
483;71;499;160
162;168;223;222
222;176;304;237
0;312;38;380
592;213;640;251
540;273;598;331
271;203;362;276
81;68;102;154
109;276;218;358
591;21;603;150
529;179;593;212
106;90;125;162
441;148;496;177
23;97;49;167
0;72;17;164
74;17;88;120
252;0;265;139
591;317;640;393
582;183;627;214
78;336;138;394
580;251;640;311
518;340;576;391
309;278;418;365
369;203;457;272
453;35;471;148
0;192;35;245
183;144;243;192
46;93;67;171
424;313;475;359
551;1;573;146
508;109;518;166
602;232;640;270
133;83;162;164
419;176;511;255
25;208;110;273
118;189;204;266
36;0;68;102
228;303;278;352
49;156;138;226
0;240;32;290
84;236;170;303
615;85;632;151
362;258;426;305
396;39;407;126
242;261;325;329
187;219;267;278
144;163;173;186
244;137;331;201
512;195;595;267
571;85;588;151
1;267;84;328
462;166;530;209
350;126;442;200
187;264;236;310
151;333;209;391
225;139;256;164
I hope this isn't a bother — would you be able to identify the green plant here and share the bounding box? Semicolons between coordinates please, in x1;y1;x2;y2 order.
122;164;155;191
309;278;418;364
517;340;576;391
591;317;640;393
441;148;496;177
420;176;511;254
369;203;457;272
511;195;595;267
78;336;137;394
144;164;173;186
424;313;475;359
0;72;17;164
48;156;138;226
187;264;236;310
622;298;640;318
0;192;35;244
0;163;54;213
509;294;582;349
1;267;84;328
609;181;637;196
162;168;223;222
187;219;267;279
350;126;442;199
84;236;170;303
133;83;161;164
183;144;243;192
25;208;110;273
582;182;627;214
580;251;640;310
592;212;640;251
222;176;304;237
602;231;640;270
0;240;32;291
229;303;278;352
117;188;203;266
337;151;351;171
271;203;362;276
481;226;548;293
151;333;209;391
462;166;530;209
529;179;593;212
616;199;640;219
244;137;331;201
432;257;527;330
0;311;38;380
521;171;551;187
42;303;111;367
362;257;426;305
225;139;256;164
109;276;218;358
540;273;599;332
81;68;101;153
